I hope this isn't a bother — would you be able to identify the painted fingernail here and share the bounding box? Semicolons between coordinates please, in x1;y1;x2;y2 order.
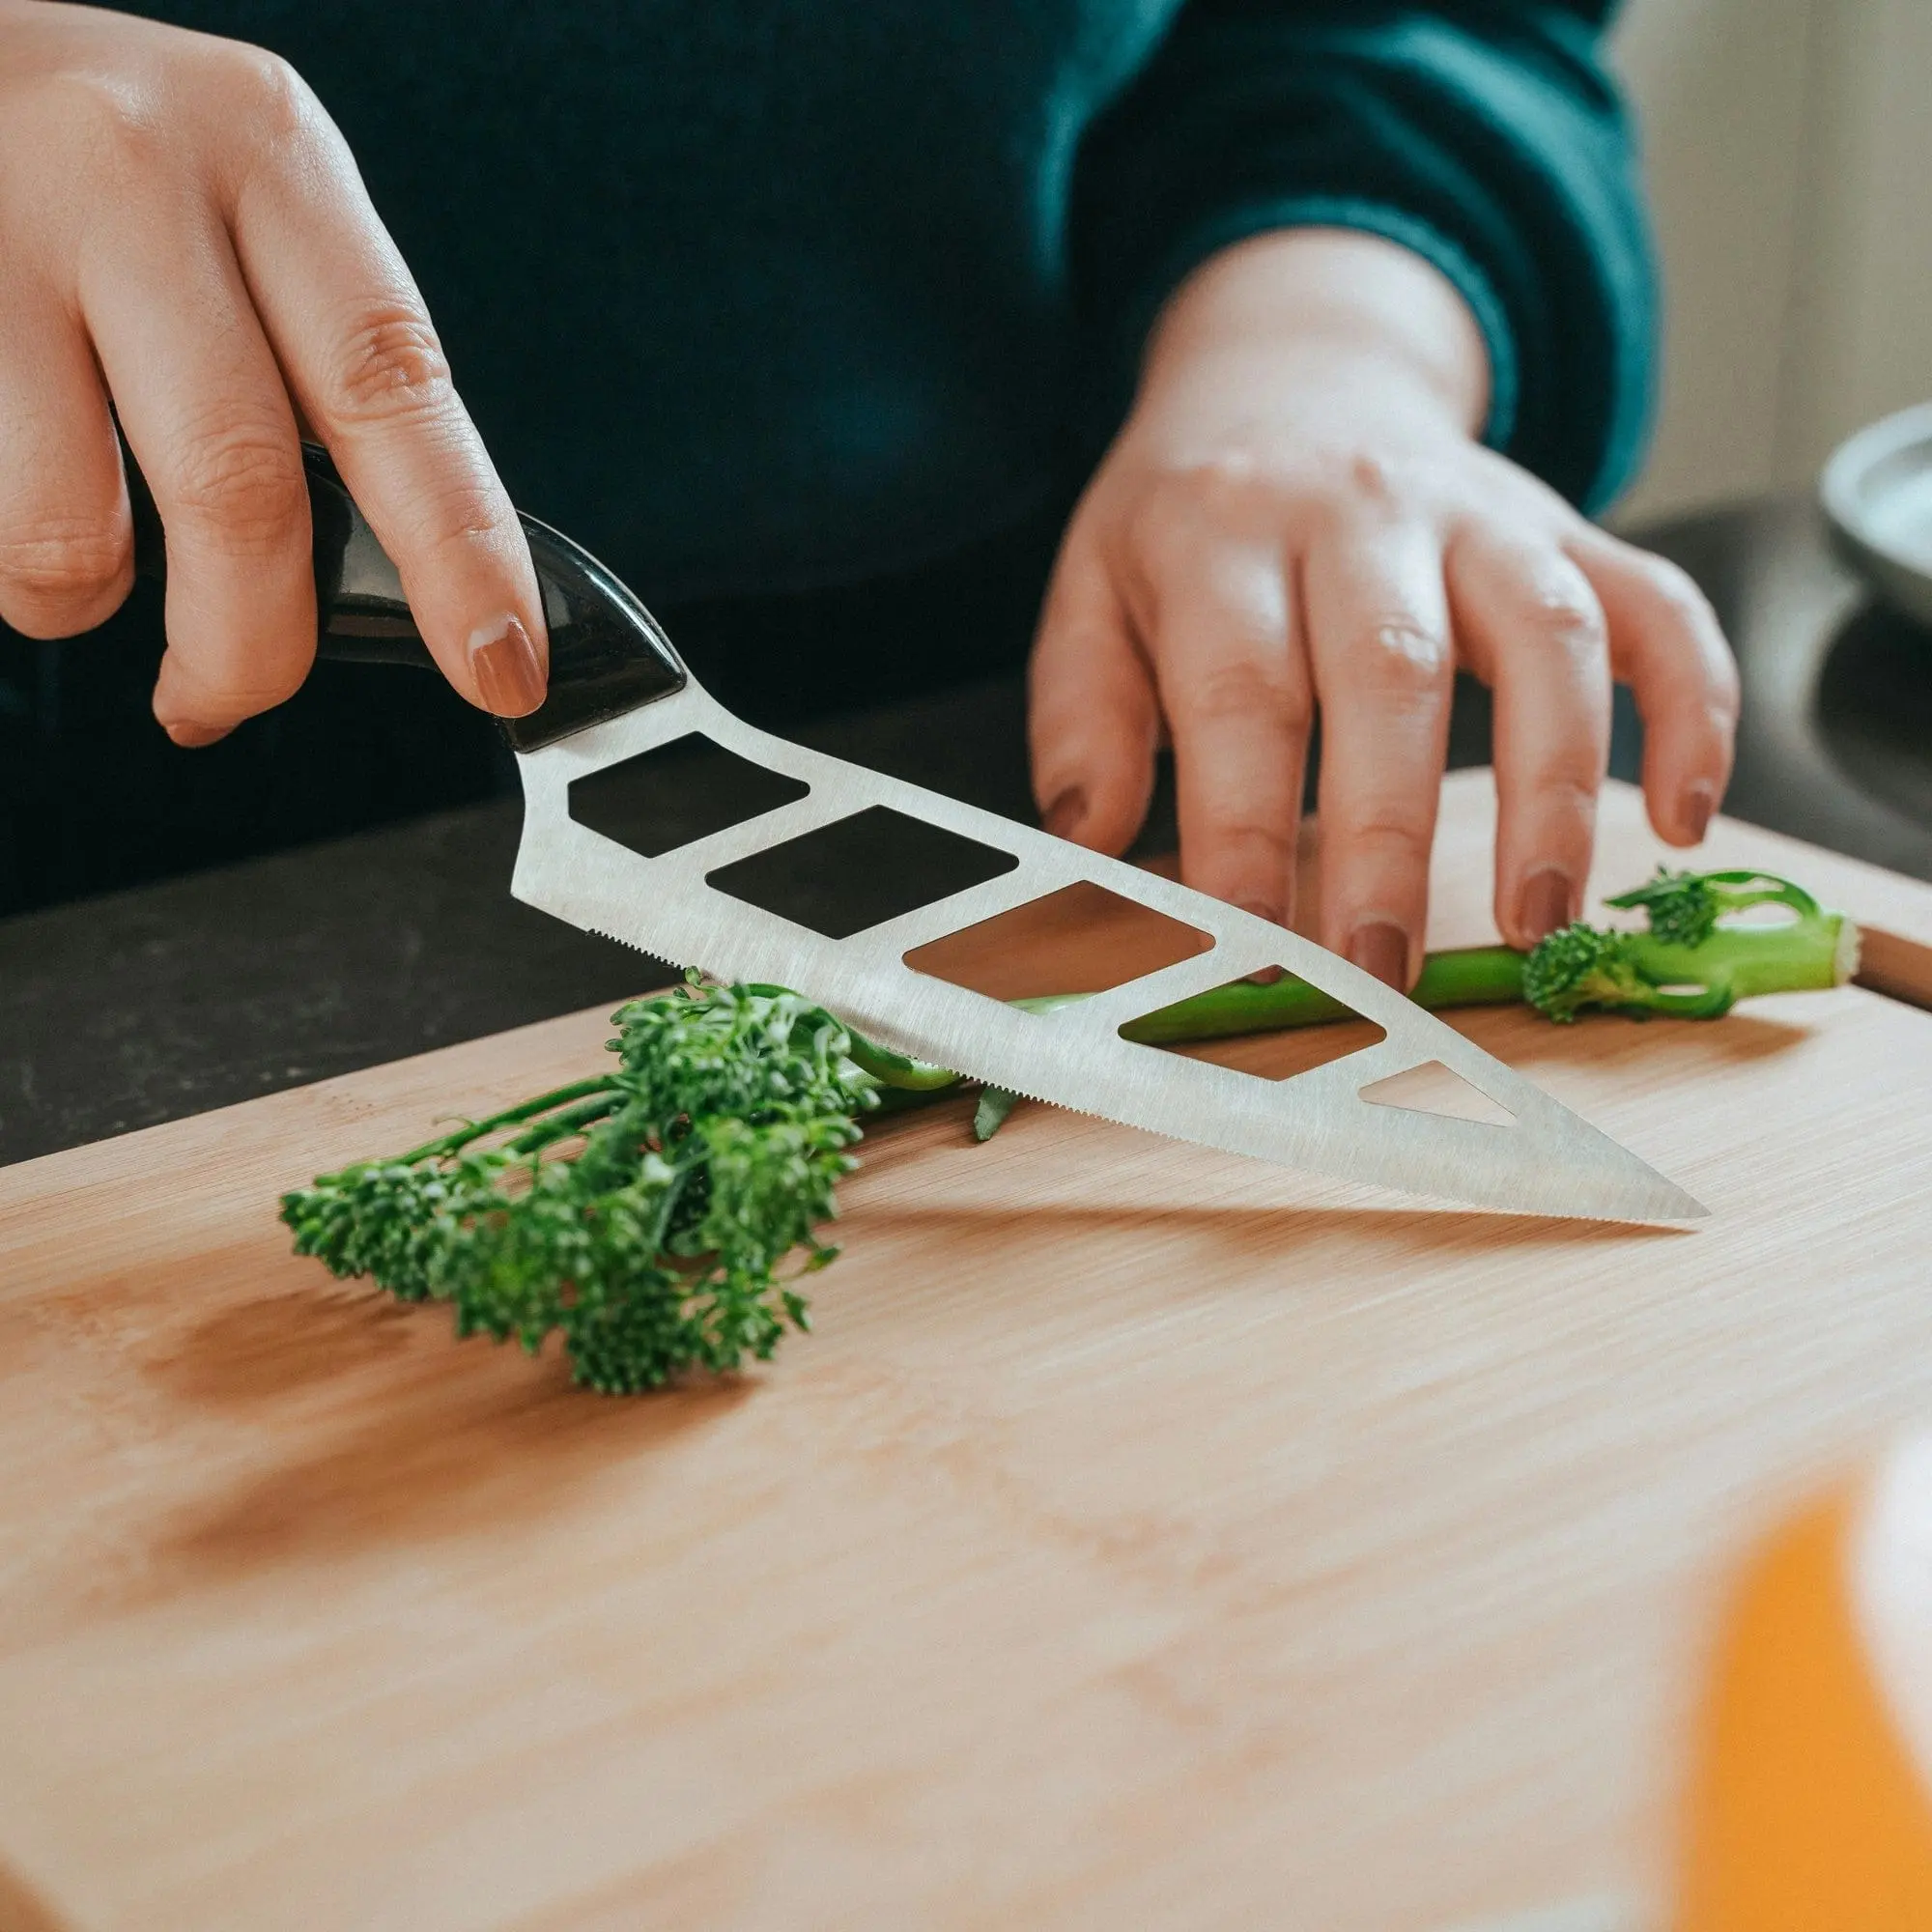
1679;782;1716;844
1043;787;1088;841
1347;920;1408;989
1515;867;1577;945
163;720;233;749
468;614;546;717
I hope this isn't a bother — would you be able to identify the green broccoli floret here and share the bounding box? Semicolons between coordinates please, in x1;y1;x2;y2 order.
282;980;879;1393
1520;922;1658;1020
1523;868;1860;1023
1601;867;1722;946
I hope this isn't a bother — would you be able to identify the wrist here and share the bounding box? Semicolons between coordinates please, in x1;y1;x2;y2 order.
1140;228;1491;442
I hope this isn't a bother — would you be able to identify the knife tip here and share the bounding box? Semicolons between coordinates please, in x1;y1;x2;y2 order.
1606;1170;1709;1226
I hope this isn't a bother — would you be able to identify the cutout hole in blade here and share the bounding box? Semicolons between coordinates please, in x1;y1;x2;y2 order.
705;806;1017;940
904;882;1211;1002
1118;968;1385;1082
1359;1059;1516;1126
567;733;809;858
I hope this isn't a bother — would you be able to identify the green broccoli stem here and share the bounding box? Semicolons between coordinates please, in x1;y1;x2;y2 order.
965;949;1524;1140
395;1076;619;1164
838;1032;965;1092
1112;943;1528;1041
851;946;1529;1117
759;878;1857;1118
1531;876;1857;1022
740;983;960;1092
501;1093;628;1156
972;1086;1023;1140
1618;907;1848;1009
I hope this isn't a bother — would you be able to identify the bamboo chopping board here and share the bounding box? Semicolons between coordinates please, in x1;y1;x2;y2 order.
4;773;1932;1932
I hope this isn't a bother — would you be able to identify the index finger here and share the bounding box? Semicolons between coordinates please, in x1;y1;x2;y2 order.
222;82;547;717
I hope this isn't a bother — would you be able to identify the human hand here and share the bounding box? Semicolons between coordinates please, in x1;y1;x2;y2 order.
0;1;547;743
1029;230;1738;985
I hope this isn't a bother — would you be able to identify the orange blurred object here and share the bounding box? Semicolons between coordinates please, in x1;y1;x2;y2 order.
1678;1435;1932;1929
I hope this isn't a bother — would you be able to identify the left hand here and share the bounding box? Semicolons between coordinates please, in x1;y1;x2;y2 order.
1028;229;1739;988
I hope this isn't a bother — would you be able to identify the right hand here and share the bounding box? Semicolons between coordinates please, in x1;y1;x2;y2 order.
0;1;548;742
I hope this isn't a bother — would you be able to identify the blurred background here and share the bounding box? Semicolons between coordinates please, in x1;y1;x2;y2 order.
1611;0;1932;524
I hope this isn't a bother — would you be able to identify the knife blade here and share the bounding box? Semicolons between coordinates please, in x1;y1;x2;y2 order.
130;445;1704;1222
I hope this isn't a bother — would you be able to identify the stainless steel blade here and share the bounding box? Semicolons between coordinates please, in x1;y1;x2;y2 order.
124;442;1693;1219
511;672;1705;1223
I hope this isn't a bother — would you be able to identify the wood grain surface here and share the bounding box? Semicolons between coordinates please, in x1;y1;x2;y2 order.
3;773;1931;1932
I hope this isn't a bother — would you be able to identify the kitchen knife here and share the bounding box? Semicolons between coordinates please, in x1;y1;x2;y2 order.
128;445;1703;1222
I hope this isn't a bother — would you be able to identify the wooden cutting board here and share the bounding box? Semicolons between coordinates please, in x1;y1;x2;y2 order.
4;772;1932;1932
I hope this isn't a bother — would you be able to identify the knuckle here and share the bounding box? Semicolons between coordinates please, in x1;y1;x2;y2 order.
1131;457;1280;552
1342;813;1432;868
1187;448;1268;503
0;516;129;621
52;70;168;179
1639;553;1728;647
422;476;503;548
1355;618;1451;694
393;473;513;573
1194;820;1295;876
1520;582;1607;659
166;417;307;553
325;302;453;425
1301;449;1417;526
1517;769;1600;819
1696;692;1742;751
1175;655;1310;733
1346;450;1399;507
217;44;319;144
1283;453;1433;550
1166;450;1264;504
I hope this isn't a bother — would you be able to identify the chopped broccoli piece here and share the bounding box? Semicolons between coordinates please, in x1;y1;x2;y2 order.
1520;922;1663;1020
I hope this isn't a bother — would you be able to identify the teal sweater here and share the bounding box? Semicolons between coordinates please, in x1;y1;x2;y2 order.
132;3;1650;604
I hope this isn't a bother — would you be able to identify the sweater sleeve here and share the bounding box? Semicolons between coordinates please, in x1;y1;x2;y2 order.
1067;1;1653;513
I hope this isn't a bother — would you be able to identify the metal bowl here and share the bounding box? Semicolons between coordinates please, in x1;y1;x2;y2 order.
1820;401;1932;630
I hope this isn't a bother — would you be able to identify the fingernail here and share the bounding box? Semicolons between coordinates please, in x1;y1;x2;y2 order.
1043;787;1087;841
1346;920;1409;989
468;614;546;717
163;720;232;749
1515;867;1577;945
1679;783;1716;844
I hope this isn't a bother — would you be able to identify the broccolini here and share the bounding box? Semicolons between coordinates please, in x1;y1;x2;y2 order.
281;981;877;1393
283;867;1859;1387
1522;868;1858;1021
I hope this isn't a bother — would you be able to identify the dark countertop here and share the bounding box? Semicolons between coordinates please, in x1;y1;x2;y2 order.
5;494;1932;1170
0;676;1043;1166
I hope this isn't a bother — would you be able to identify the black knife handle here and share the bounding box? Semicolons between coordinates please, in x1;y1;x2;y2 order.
125;440;687;752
